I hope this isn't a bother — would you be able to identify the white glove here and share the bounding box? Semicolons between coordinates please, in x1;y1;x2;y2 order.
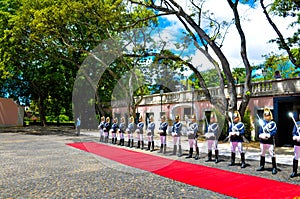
172;132;177;136
265;133;270;138
259;133;268;140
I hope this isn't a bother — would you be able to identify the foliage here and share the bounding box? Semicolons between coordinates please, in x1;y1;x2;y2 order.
242;108;254;141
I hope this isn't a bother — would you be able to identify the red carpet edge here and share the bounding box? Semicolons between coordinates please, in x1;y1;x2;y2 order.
67;142;300;199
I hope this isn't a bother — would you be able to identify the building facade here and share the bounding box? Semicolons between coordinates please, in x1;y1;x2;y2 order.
112;77;300;146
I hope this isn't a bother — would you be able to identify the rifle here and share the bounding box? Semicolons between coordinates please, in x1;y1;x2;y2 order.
289;112;300;141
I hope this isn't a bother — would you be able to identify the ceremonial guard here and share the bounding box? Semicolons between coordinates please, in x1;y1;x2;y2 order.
171;115;183;157
290;113;300;178
146;116;155;151
103;117;111;143
111;117;119;144
118;117;126;146
126;116;135;148
228;111;246;168
257;108;278;174
204;112;219;163
136;116;145;149
158;115;168;154
186;115;200;160
98;116;105;142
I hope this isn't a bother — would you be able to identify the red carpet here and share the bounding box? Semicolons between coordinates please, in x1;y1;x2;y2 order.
67;142;300;199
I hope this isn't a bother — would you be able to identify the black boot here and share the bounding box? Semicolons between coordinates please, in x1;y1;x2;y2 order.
257;156;265;171
163;144;167;154
114;138;117;144
141;141;144;150
127;139;130;147
228;152;235;166
241;153;246;168
205;150;212;162
158;144;163;153
177;145;182;157
272;157;277;175
146;142;151;151
194;147;199;160
130;139;134;148
112;138;115;144
151;141;155;152
215;150;219;163
136;141;140;149
290;159;298;178
171;145;177;155
186;148;193;158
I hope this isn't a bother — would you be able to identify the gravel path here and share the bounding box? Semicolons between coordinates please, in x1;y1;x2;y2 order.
0;127;299;198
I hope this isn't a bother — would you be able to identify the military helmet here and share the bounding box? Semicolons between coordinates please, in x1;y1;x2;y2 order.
263;107;273;120
233;111;241;121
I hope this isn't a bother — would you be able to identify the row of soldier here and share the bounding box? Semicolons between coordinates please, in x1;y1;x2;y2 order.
97;107;300;178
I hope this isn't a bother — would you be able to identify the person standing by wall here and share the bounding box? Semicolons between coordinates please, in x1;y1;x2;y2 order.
158;115;168;154
76;116;81;136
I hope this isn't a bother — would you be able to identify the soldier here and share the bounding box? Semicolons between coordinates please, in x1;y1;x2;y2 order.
171;115;183;157
111;117;119;144
118;117;126;146
146;115;155;151
103;117;111;143
290;113;300;178
257;108;278;174
186;115;200;160
228;111;246;168
126;116;135;148
136;116;145;149
98;116;105;142
158;115;168;154
204;112;219;163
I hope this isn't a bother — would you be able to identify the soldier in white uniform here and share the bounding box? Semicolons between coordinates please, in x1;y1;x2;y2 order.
204;112;220;163
228;111;246;168
257;108;278;174
146;116;155;151
290;113;300;178
186;115;200;160
103;117;111;143
118;117;126;146
136;116;145;149
158;115;168;154
111;117;119;144
171;115;183;157
98;116;105;142
126;116;135;148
